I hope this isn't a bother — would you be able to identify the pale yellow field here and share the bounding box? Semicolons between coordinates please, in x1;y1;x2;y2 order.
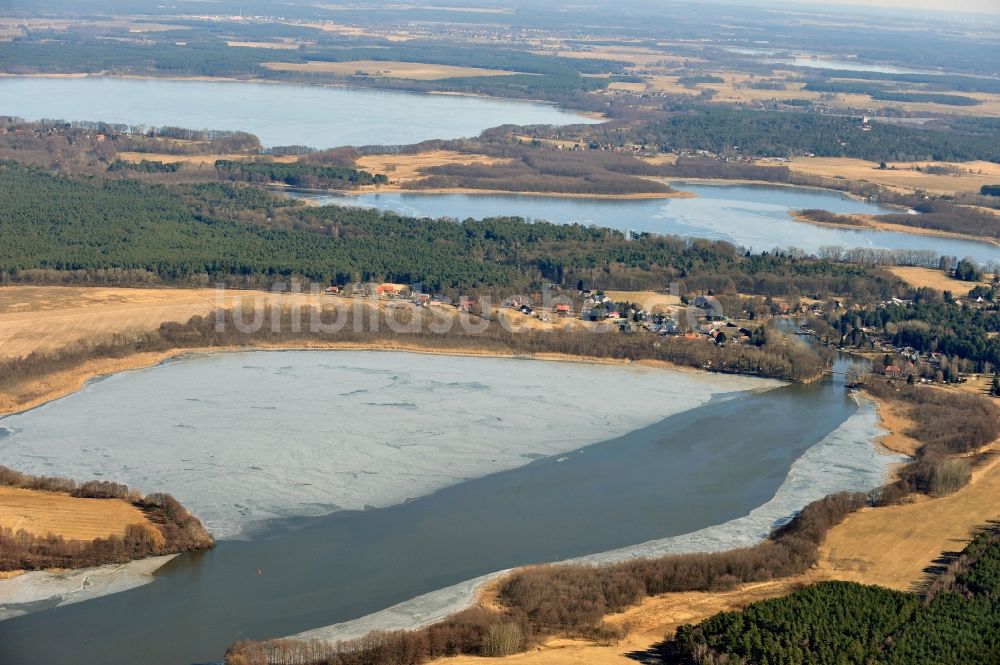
0;283;605;366
491;307;598;333
781;157;1000;195
629;65;1000;116
813;440;1000;591
279;20;388;40
604;290;680;310
262;60;520;80
355;149;684;199
607;81;647;93
830;91;1000;118
638;153;678;166
434;581;801;665
0;486;151;541
643;71;818;103
870;396;922;457
888;266;992;292
0;286;322;359
551;40;702;65
114;152;299;165
356;150;512;184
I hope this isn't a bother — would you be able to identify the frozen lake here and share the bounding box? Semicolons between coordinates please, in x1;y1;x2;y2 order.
0;351;902;665
775;56;940;75
0;76;596;148
0;350;776;538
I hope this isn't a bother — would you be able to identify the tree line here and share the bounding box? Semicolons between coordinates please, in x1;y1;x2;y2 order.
862;380;1000;502
0;304;831;419
592;107;1000;163
407;150;675;196
823;297;1000;371
214;160;387;189
108;159;181;174
801;204;1000;241
803;80;981;106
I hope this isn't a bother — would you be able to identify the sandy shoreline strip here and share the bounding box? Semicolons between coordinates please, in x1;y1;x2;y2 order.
346;186;691;200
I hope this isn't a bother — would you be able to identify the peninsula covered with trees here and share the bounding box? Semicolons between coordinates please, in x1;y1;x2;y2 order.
0;466;213;571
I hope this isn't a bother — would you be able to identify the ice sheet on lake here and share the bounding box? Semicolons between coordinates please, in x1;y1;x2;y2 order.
288;394;905;645
291;571;511;644
0;555;177;621
0;350;779;539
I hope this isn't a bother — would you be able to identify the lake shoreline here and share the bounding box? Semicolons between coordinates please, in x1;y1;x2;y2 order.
0;341;784;420
0;72;606;122
300;185;694;201
302;181;998;263
283;390;905;648
0;349;783;633
380;389;1000;665
0;555;178;622
789;210;1000;247
662;176;879;203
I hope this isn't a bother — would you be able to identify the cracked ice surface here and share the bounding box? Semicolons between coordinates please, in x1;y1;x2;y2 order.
0;350;781;538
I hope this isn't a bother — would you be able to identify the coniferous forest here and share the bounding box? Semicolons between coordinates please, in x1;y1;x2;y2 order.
0;160;897;298
665;527;1000;665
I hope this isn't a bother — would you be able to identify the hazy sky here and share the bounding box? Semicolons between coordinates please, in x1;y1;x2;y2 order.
783;0;1000;15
